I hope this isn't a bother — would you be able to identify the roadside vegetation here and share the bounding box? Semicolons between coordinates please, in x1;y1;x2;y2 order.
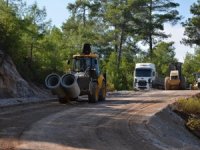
0;0;200;90
175;96;200;137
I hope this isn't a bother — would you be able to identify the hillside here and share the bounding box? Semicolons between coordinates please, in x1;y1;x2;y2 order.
0;50;47;98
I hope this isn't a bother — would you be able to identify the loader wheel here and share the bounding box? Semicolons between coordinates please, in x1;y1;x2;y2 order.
99;81;106;101
88;81;99;103
58;98;68;104
165;77;170;90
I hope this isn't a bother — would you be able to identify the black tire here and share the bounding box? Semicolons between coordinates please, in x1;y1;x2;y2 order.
165;77;170;90
99;81;106;101
152;81;156;89
180;76;186;90
88;81;99;103
58;97;68;104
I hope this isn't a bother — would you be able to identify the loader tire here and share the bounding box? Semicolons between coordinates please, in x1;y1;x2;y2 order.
165;77;170;90
58;98;68;104
88;81;99;103
99;81;106;101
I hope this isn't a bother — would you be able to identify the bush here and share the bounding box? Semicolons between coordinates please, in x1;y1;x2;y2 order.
176;97;200;114
187;117;200;131
106;81;115;92
175;96;200;138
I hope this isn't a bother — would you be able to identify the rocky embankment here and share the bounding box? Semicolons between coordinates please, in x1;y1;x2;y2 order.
0;50;49;99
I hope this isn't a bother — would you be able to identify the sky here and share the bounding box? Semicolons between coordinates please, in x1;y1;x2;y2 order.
26;0;197;62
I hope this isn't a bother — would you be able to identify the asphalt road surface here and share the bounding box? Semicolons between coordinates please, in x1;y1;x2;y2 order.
0;90;200;150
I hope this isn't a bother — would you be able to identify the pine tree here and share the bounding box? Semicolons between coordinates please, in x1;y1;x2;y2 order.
136;0;180;59
182;0;200;46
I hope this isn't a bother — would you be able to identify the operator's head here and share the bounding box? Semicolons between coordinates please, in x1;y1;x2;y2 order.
82;43;91;54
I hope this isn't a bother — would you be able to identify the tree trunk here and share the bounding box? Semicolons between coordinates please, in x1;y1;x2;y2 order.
117;27;125;70
149;0;153;60
149;34;153;60
83;5;86;27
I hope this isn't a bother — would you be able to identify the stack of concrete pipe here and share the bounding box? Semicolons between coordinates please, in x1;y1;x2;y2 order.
45;73;80;99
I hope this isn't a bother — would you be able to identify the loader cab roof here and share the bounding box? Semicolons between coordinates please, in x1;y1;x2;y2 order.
73;53;98;59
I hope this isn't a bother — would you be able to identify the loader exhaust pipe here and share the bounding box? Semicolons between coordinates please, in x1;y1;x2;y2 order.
61;74;80;98
45;73;66;98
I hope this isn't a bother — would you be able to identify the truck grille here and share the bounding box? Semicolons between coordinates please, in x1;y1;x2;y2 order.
138;80;147;86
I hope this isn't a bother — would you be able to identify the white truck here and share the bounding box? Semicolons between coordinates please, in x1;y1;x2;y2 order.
133;63;156;90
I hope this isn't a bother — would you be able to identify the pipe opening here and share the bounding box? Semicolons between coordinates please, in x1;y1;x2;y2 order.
62;74;75;86
48;75;59;86
45;74;60;88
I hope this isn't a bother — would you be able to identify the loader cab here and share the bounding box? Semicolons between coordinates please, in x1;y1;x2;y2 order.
72;55;100;77
72;43;100;75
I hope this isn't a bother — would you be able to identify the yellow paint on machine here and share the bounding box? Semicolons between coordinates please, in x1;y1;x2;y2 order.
73;53;98;58
98;75;104;88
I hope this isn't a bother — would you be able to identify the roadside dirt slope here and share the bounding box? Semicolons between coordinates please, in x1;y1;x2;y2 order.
0;51;47;98
136;107;200;150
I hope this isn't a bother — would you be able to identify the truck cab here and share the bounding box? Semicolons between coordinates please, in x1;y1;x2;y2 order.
133;63;156;90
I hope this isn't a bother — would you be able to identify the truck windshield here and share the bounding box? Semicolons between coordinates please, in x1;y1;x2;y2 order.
135;69;152;77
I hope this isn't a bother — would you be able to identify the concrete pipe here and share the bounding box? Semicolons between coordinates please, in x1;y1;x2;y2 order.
61;74;80;98
45;73;66;98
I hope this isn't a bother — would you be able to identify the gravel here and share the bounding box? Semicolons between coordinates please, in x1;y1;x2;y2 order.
0;96;57;108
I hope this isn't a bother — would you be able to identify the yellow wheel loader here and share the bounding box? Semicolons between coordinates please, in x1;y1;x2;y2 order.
45;43;107;103
164;62;186;90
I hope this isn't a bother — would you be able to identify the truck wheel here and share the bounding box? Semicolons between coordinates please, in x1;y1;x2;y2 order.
152;81;156;89
165;77;170;90
99;81;106;101
88;81;99;103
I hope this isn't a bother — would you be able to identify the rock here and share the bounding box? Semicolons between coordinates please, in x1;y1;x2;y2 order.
0;50;42;98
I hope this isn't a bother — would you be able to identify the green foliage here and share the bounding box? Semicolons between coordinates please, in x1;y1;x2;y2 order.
136;0;180;58
0;0;21;54
152;42;177;76
182;0;200;46
106;52;134;90
183;0;200;89
176;96;200;133
182;48;200;84
177;97;200;114
187;118;200;131
0;0;182;90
